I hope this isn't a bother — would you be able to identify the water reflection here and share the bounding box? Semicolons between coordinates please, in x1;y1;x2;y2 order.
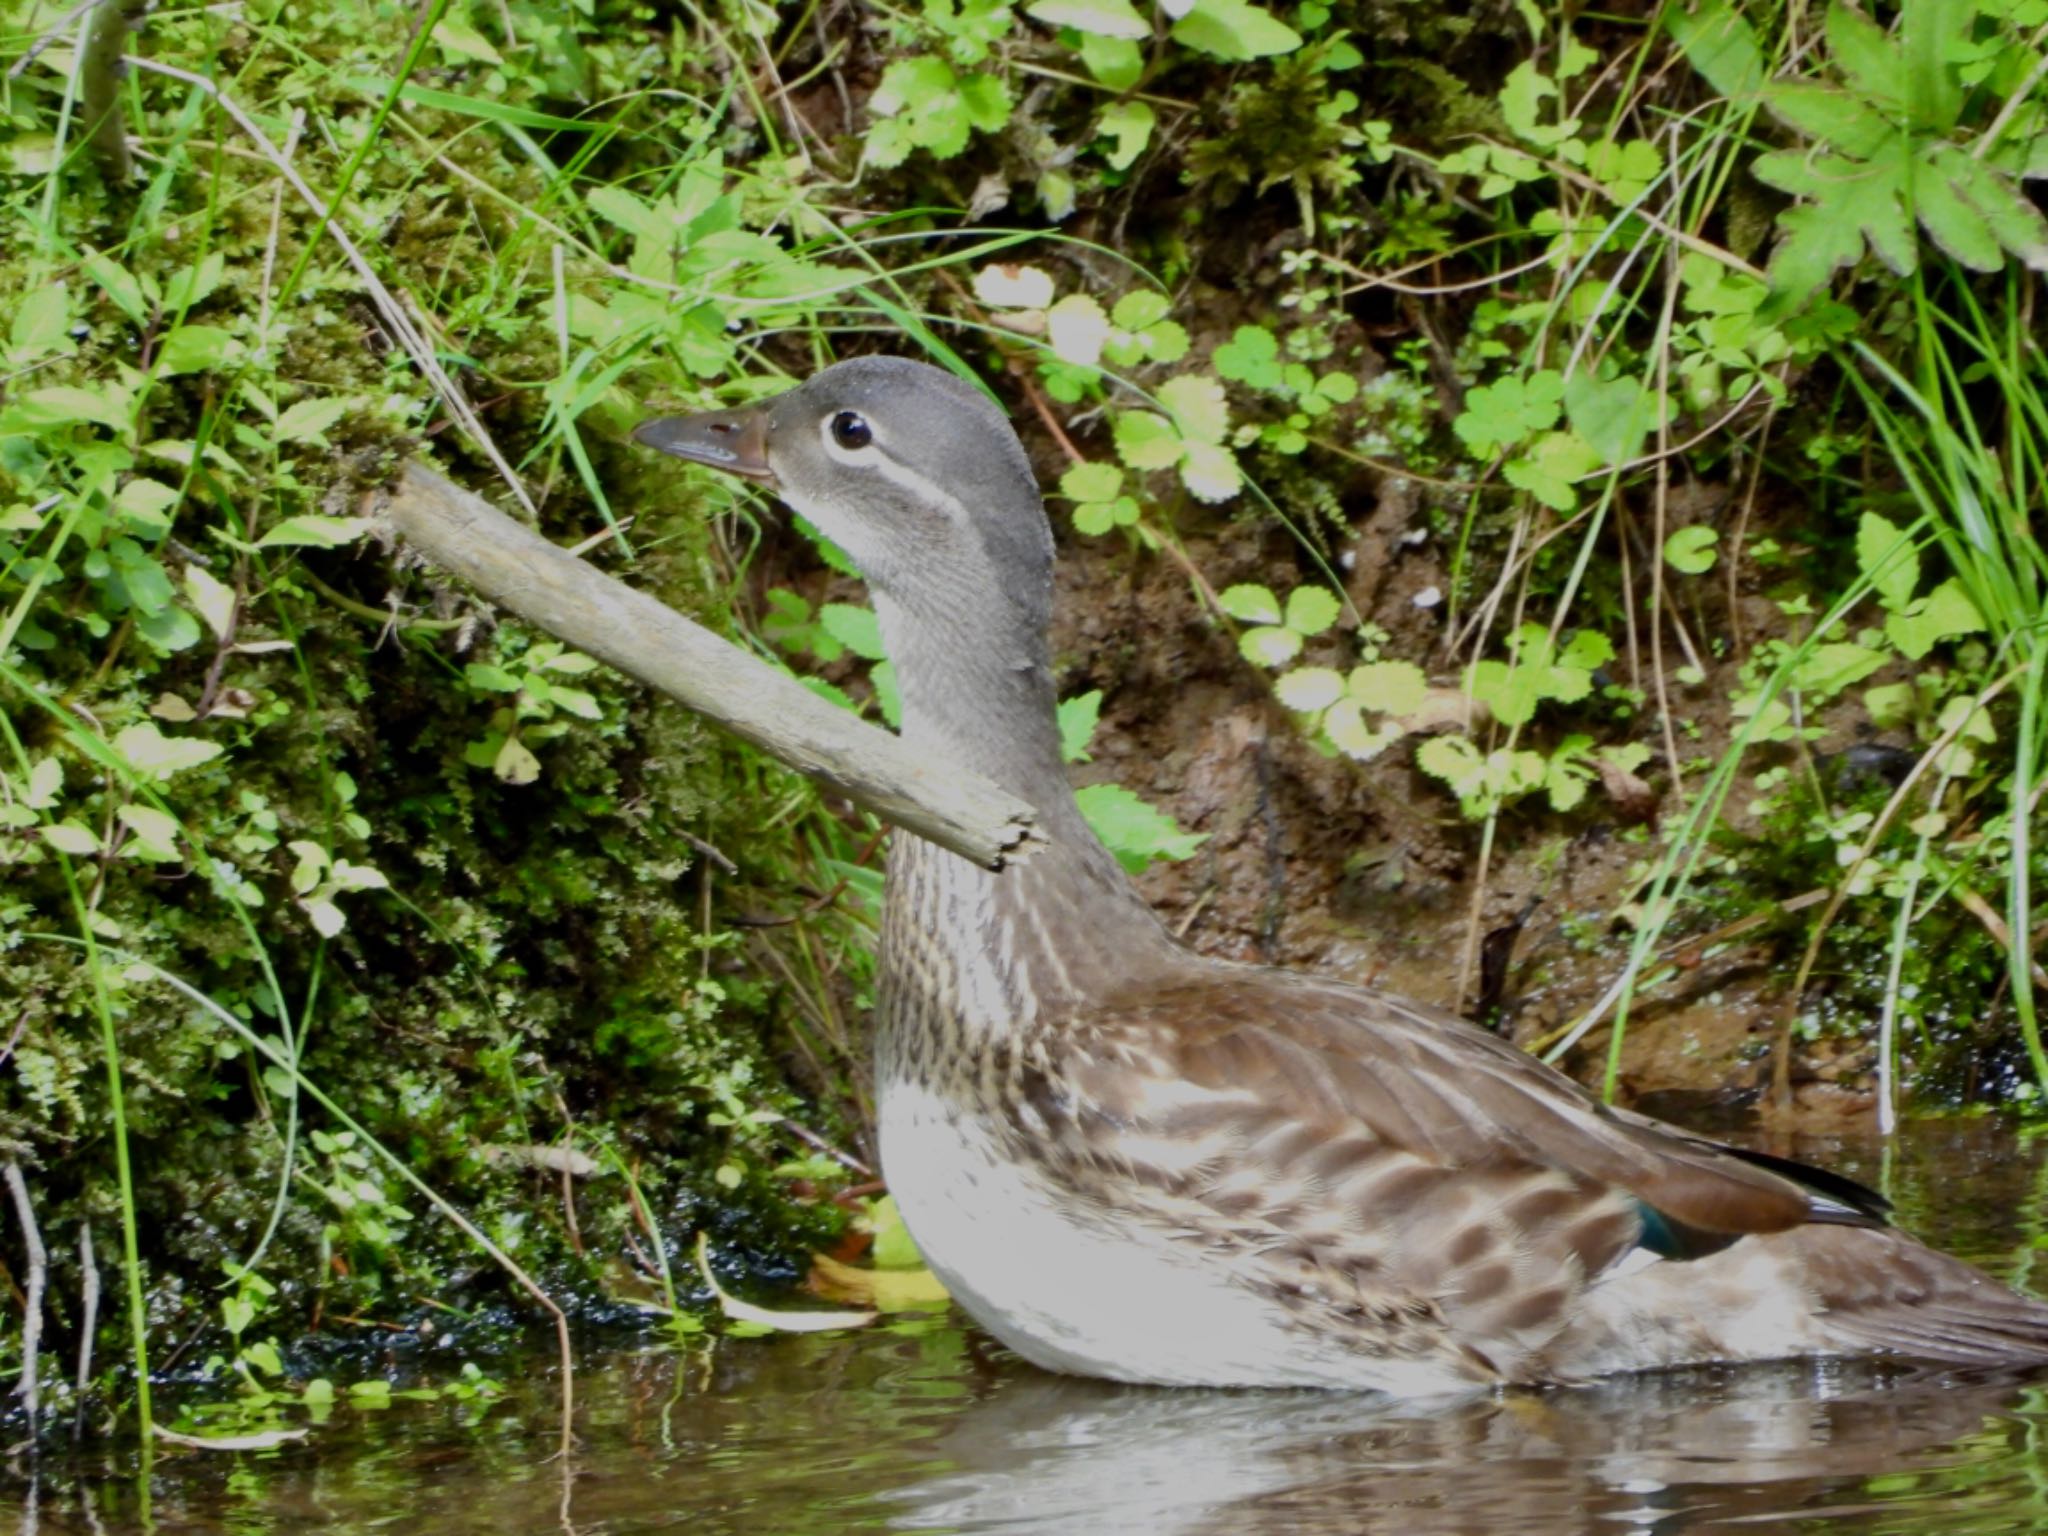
6;1121;2048;1536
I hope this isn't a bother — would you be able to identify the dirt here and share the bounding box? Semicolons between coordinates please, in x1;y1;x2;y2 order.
1034;472;1882;1133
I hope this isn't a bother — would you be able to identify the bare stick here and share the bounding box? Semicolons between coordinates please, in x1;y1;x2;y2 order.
75;1224;97;1439
4;1163;45;1440
378;461;1042;870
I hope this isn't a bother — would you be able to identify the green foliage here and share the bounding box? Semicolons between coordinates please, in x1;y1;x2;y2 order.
1058;691;1206;872
1749;1;2048;308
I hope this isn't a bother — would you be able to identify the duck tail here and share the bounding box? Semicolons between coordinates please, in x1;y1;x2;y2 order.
1794;1224;2048;1367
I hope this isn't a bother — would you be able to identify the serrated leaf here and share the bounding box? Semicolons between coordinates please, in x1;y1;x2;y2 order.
1504;430;1603;510
113;723;222;780
1347;660;1429;716
1058;690;1103;763
40;822;100;855
1274;666;1344;711
1179;439;1242;502
1158;375;1230;443
1060;461;1124;502
1170;0;1301;60
117;803;181;857
819;603;887;661
1283;586;1340;637
1073;782;1206;873
1218;584;1282;624
1826;1;1905;106
1047;293;1110;365
1213;325;1284;391
1239;626;1302;668
1454;371;1564;454
1912;153;2004;270
1113;410;1184;470
1764;82;1895;158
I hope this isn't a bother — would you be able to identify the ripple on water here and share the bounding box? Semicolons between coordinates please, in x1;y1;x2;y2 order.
9;1120;2048;1536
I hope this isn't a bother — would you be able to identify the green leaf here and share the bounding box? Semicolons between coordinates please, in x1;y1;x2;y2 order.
1792;641;1887;695
1170;0;1302;60
275;396;352;445
1239;626;1302;667
1284;586;1340;637
9;285;71;361
1911;152;2004;270
185;565;237;640
1503;430;1602;510
1274;666;1344;712
1096;100;1155;169
819;603;888;661
113;723;222;780
1218;584;1282;624
1027;0;1150;38
1076;33;1144;89
1663;526;1721;574
1764;82;1895;159
1825;0;1904;108
1073;782;1206;873
1112;410;1183;469
1048;293;1111;366
464;663;521;693
1666;0;1766;99
1886;577;1985;659
1453;370;1564;454
1178;439;1242;502
1346;660;1428;716
1563;371;1656;467
257;515;372;549
1158;375;1230;444
1061;461;1124;502
1213;325;1285;391
1058;690;1103;763
158;325;235;375
1855;512;1919;610
117;804;182;859
40;822;100;856
6;384;130;433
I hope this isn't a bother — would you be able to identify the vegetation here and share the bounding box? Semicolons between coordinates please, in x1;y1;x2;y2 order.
0;0;2043;1451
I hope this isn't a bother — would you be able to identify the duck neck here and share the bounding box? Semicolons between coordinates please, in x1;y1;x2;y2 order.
871;577;1093;853
869;575;1179;1056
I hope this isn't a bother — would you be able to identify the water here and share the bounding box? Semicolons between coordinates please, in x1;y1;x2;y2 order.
10;1121;2048;1535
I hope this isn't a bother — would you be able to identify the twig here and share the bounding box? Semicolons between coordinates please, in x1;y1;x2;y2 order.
74;1224;97;1440
4;1163;45;1441
378;462;1043;870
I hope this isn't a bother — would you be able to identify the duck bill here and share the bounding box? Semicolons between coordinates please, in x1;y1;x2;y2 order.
632;406;774;483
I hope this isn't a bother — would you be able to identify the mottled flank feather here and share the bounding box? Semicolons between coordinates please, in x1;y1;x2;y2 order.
876;832;2048;1390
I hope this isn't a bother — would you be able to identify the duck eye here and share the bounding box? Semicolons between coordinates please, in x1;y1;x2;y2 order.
829;411;872;450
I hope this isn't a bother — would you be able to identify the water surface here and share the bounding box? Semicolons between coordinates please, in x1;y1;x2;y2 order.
11;1121;2048;1535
